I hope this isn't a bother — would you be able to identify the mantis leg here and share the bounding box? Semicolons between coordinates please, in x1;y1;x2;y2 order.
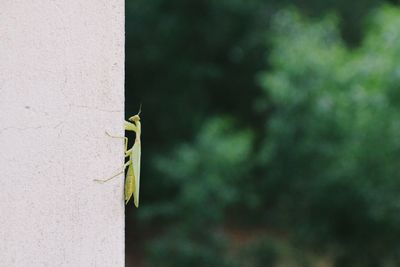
94;161;131;183
125;121;137;132
95;132;133;183
124;148;132;157
105;131;129;153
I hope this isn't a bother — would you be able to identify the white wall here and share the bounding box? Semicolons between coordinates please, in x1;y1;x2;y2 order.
0;1;125;266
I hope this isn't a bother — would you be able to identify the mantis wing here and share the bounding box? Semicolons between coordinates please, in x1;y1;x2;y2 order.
131;138;141;208
125;162;135;204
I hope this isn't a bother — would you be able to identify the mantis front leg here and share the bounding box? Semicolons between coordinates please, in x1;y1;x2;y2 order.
124;120;138;135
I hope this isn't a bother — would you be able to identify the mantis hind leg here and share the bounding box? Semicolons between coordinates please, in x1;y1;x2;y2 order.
94;161;130;183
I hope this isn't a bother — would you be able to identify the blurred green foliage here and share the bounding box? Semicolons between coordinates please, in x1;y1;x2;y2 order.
125;1;400;266
258;6;400;266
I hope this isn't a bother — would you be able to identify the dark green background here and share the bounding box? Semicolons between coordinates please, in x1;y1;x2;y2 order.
125;1;400;266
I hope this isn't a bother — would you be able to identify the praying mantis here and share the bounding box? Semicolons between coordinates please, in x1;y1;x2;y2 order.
94;110;141;207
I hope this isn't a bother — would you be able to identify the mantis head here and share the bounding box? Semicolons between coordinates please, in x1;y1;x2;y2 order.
129;114;140;122
128;104;141;122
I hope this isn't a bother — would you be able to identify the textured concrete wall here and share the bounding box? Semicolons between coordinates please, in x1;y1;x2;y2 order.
0;1;125;266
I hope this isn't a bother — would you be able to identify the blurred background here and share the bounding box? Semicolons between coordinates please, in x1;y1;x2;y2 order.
125;0;400;266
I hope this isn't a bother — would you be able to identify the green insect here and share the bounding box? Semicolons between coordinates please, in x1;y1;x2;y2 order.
95;110;141;207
